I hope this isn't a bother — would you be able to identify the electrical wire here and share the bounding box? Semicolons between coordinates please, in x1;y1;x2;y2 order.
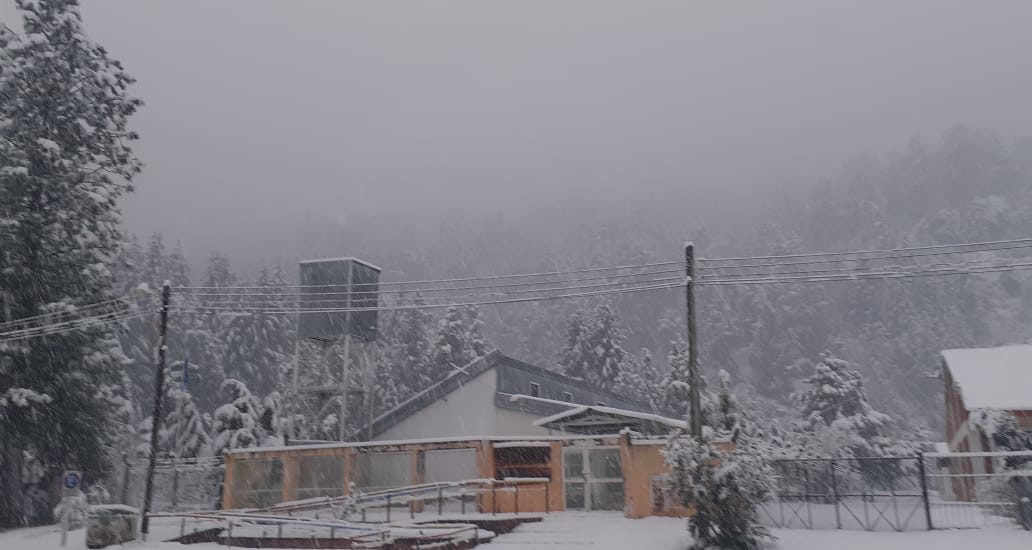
695;260;1032;286
169;280;688;316
173;259;684;291
697;241;1032;272
0;310;153;342
698;237;1032;264
0;295;151;329
177;274;684;304
176;267;685;298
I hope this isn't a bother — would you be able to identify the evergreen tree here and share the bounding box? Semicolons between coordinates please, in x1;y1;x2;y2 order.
223;265;292;395
211;379;264;455
797;353;891;447
664;371;776;549
663;339;692;416
558;311;589;381
615;348;662;411
558;302;626;390
0;0;142;526
383;293;434;394
430;305;489;383
162;387;211;459
583;302;625;390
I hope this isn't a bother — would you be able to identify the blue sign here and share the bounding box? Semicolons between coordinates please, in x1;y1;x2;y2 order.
63;472;80;490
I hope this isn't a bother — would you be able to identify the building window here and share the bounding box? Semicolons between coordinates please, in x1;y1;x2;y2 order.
562;391;573;402
529;382;541;398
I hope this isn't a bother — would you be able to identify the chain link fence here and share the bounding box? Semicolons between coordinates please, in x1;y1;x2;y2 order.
120;456;223;512
759;453;1032;532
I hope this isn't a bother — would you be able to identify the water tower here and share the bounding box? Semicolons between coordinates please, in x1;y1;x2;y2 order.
292;257;380;441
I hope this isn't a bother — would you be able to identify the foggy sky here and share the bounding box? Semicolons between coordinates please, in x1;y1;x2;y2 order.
4;1;1032;263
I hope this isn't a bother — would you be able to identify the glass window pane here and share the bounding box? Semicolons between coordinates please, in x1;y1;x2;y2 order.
589;482;625;511
563;451;583;478
298;455;345;499
589;449;622;479
565;482;585;509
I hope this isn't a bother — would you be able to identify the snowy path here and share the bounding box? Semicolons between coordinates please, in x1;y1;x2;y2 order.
1;512;1029;549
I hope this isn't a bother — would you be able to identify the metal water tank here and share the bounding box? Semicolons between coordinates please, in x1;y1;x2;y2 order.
297;257;380;342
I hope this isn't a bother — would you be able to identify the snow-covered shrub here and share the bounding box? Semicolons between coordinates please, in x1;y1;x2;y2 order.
665;371;777;549
665;430;776;550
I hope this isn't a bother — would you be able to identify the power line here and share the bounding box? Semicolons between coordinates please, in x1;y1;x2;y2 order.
698;237;1032;264
697;241;1032;272
695;260;1032;286
696;256;1026;282
169;280;688;316
173;259;684;291
0;310;152;342
177;274;684;304
0;295;150;329
176;267;684;298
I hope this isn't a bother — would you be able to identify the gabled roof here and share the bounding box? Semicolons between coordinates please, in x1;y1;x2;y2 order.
367;351;503;438
533;405;686;435
366;351;657;439
942;345;1032;410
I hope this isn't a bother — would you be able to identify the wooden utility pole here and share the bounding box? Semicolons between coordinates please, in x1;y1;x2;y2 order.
141;282;171;537
686;243;702;438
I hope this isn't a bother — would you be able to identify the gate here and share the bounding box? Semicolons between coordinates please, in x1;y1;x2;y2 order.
760;452;1032;531
760;457;929;531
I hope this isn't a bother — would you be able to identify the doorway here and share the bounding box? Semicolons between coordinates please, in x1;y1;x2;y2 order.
563;447;624;511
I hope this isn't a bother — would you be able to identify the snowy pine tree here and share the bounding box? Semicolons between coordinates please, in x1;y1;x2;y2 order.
664;370;776;549
430;305;489;383
211;379;264;455
796;353;892;457
223;265;292;395
663;339;693;416
162;386;211;459
0;0;142;526
558;302;626;391
382;293;435;394
615;348;662;411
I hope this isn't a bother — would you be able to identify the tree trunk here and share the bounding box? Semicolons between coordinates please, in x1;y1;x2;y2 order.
0;432;25;528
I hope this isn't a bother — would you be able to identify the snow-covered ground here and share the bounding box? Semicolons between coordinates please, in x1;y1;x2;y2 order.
1;512;1028;549
491;512;1031;549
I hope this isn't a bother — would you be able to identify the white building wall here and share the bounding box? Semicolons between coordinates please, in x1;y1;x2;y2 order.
373;368;552;441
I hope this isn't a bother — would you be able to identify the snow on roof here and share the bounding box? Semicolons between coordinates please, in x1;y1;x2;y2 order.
942;345;1032;410
298;257;382;272
533;405;687;430
228;434;620;455
492;441;552;448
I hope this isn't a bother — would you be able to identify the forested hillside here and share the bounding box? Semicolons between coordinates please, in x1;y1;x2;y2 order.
114;126;1032;440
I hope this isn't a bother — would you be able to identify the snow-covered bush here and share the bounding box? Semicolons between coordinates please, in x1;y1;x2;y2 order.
665;371;777;549
665;430;776;550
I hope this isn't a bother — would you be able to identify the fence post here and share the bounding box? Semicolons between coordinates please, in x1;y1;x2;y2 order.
171;465;180;511
917;453;933;530
438;486;443;515
514;484;519;516
120;453;132;505
492;484;497;515
386;495;391;522
545;482;550;513
830;459;841;530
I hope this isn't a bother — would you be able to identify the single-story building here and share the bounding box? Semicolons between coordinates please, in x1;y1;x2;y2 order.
224;431;690;519
224;352;696;519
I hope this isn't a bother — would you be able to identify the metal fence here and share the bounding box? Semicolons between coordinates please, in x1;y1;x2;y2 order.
760;452;1032;532
120;456;223;512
